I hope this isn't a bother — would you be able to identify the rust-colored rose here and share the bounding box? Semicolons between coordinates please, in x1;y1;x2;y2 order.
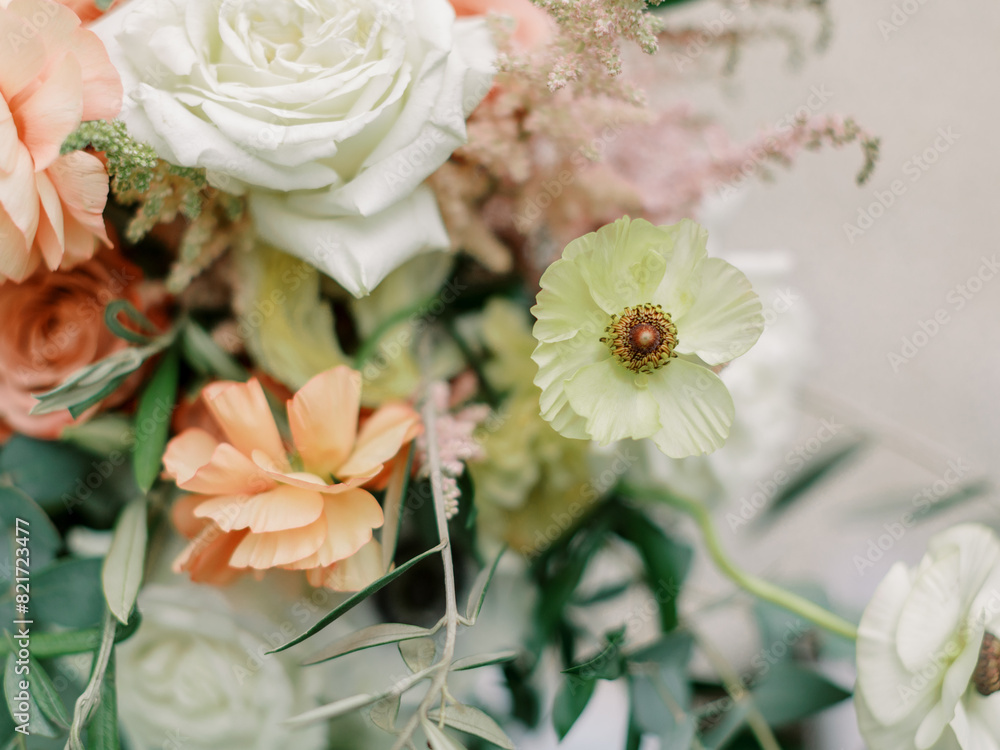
0;249;146;438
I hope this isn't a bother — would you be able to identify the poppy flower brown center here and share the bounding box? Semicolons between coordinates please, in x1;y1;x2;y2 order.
602;303;678;373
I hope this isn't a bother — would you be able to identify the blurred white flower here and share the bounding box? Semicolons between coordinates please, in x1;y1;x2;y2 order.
94;0;495;296
117;584;326;750
855;523;1000;750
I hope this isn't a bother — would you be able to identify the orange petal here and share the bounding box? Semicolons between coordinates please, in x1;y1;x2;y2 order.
68;28;122;122
163;428;272;495
0;204;36;282
288;366;361;476
315;539;386;592
202;378;288;468
194;485;324;533
228;514;328;569
48;150;111;248
249;450;365;495
0;8;47;101
0;96;18;173
173;525;248;585
13;52;83;171
34;170;64;270
0;143;39;240
284;489;384;569
338;402;421;479
171;494;207;539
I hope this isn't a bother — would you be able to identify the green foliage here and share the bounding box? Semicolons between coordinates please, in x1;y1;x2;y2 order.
132;349;179;493
61;120;160;194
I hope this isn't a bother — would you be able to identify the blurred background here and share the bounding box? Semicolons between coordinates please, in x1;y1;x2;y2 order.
632;1;1000;747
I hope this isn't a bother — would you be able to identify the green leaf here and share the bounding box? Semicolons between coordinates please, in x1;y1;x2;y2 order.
104;300;159;345
30;338;169;419
31;558;105;628
0;437;95;509
0;487;61;570
132;349;178;493
369;695;399;732
62;416;135;456
751;663;851;727
572;580;632;606
286;692;389;728
422;718;468;750
102;498;148;624
428;704;515;750
303;623;432;665
465;545;505;624
450;650;519;672
613;506;691;632
86;650;119;749
27;655;72;729
0;617;141;660
763;438;868;521
3;655;59;738
180;322;246;381
270;543;444;653
552;675;596;740
563;627;627;681
399;637;436;673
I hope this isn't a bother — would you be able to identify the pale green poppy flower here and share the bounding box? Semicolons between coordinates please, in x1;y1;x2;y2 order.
530;217;764;458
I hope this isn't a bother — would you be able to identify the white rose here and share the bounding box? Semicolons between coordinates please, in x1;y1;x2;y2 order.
93;0;495;296
855;523;1000;750
116;584;326;750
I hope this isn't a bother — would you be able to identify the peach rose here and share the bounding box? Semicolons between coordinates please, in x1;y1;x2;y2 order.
164;368;422;589
450;0;552;50
0;0;122;283
0;246;144;438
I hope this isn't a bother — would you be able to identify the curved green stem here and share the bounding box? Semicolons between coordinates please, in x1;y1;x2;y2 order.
621;484;858;641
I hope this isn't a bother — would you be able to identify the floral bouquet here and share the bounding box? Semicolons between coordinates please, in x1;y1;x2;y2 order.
3;0;990;748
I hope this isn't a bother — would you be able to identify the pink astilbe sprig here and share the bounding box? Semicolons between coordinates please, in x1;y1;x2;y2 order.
416;382;491;519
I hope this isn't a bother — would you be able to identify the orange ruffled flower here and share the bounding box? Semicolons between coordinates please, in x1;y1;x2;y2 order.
0;0;123;283
165;367;421;589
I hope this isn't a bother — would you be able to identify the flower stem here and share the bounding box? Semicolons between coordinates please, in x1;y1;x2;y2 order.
620;484;858;642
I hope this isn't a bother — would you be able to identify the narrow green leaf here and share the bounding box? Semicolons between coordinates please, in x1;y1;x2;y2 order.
422;718;468;750
450;650;519;672
612;505;691;633
465;545;506;624
102;499;148;624
285;692;386;727
30;340;168;418
180;323;246;381
399;637;436;673
553;675;596;740
369;694;399;732
104;300;159;345
563;627;627;681
428;704;515;750
303;623;432;665
3;655;59;738
132;348;179;493
29;656;72;729
270;543;444;653
0;617;141;660
763;438;868;521
86;650;119;749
